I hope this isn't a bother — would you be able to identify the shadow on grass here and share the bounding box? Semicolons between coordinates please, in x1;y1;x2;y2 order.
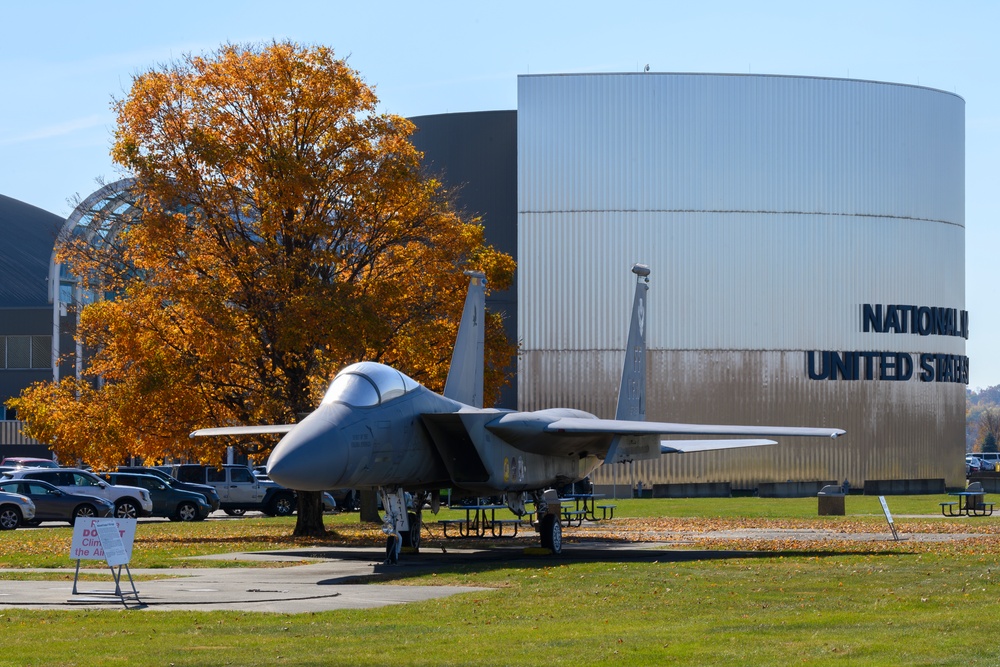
259;540;918;586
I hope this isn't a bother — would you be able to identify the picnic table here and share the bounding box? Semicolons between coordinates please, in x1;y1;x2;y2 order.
559;493;616;523
440;504;522;538
941;483;994;516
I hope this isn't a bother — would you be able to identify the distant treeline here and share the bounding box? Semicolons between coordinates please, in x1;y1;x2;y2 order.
967;385;1000;452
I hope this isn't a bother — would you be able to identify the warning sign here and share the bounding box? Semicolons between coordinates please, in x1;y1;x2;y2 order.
70;518;137;565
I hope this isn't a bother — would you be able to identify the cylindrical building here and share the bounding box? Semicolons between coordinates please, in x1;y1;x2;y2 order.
516;73;966;491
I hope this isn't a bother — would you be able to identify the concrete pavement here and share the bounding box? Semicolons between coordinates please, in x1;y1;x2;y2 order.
0;524;966;612
0;546;493;612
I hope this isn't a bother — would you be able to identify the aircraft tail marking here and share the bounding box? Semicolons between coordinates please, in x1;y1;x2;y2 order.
443;270;486;408
605;264;650;463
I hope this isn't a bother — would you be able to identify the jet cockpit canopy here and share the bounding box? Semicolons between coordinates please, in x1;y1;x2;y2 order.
320;362;420;407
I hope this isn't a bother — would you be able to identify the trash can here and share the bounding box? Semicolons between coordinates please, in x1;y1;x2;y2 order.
817;485;846;516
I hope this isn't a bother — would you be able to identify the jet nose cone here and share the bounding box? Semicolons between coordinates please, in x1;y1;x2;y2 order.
267;409;349;491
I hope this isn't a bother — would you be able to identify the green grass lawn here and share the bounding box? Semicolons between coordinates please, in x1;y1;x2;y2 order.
1;496;998;666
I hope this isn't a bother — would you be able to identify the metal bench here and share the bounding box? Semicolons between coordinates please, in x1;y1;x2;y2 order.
940;501;961;517
490;519;521;537
974;502;996;517
440;519;470;538
596;504;617;520
562;509;586;527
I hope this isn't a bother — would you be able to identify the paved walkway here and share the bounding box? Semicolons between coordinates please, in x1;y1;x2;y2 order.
0;547;492;612
0;525;980;612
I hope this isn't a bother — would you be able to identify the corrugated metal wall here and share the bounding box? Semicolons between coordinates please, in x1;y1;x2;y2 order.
0;421;38;446
517;73;966;489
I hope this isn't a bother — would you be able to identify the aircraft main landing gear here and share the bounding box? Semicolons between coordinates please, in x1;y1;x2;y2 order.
532;489;563;555
539;514;563;554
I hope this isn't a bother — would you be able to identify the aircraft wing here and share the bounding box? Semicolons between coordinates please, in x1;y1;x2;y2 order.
543;417;844;463
545;417;845;440
659;439;778;453
190;424;296;437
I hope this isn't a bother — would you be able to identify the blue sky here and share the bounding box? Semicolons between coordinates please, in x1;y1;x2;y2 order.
2;0;997;387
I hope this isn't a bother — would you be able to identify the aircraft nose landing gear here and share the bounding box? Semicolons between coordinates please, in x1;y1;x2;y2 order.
379;487;409;565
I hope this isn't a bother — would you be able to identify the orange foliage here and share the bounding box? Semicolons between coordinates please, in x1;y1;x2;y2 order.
10;42;515;470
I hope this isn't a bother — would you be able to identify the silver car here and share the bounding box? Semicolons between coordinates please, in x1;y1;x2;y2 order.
0;490;36;530
0;479;115;525
3;468;153;518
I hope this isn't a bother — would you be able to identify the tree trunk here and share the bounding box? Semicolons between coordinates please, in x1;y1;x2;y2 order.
292;490;327;537
359;489;382;524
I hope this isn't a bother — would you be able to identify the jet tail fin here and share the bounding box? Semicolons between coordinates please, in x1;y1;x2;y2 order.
606;264;650;463
443;270;486;407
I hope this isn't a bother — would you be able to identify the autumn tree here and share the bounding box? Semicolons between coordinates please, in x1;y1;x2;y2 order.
980;407;1000;453
10;42;515;537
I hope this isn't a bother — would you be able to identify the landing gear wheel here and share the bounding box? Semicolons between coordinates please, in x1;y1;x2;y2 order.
385;535;400;565
539;513;562;554
402;511;421;551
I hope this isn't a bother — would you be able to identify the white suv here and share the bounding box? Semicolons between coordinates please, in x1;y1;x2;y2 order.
3;468;152;518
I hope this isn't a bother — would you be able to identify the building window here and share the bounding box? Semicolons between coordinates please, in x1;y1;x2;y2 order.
6;336;30;368
0;336;52;370
31;336;50;369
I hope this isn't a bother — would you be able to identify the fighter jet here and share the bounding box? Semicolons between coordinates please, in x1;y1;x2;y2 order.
192;265;844;560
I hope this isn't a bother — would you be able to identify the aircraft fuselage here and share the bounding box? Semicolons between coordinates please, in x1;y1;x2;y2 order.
266;386;607;495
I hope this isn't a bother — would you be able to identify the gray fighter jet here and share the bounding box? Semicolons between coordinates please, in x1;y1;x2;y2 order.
192;265;844;560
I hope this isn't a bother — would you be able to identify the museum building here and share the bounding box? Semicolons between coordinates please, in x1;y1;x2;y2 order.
1;72;967;492
414;73;967;493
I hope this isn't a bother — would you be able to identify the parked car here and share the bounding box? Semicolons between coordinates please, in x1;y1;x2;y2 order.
0;478;115;525
0;489;36;530
966;455;983;475
977;452;1000;470
2;468;153;518
0;457;59;468
166;464;296;516
252;466;344;512
97;472;212;521
117;466;221;512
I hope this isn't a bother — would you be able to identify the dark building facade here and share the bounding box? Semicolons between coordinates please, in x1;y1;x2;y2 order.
410;111;519;408
0;195;62;457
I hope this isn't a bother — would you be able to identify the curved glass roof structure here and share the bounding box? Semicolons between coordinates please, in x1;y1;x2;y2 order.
49;178;138;304
49;178;139;382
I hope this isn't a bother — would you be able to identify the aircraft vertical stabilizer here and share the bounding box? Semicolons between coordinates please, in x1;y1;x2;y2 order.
606;264;650;463
443;271;486;408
